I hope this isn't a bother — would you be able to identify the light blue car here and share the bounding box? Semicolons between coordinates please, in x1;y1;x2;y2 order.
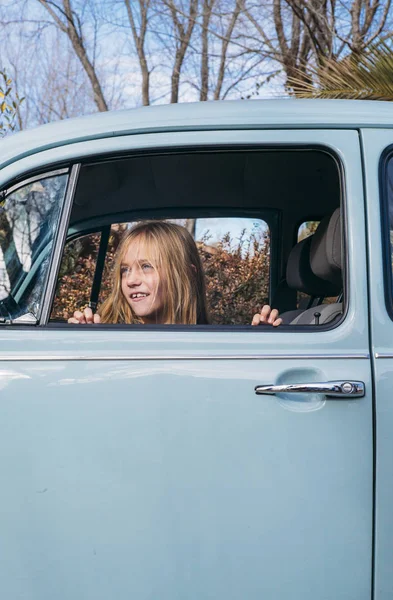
0;99;391;600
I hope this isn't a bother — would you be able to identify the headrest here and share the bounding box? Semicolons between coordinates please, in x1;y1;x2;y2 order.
310;208;342;287
286;235;340;297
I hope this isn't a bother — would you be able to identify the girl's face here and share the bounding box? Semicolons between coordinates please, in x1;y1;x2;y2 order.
120;238;165;324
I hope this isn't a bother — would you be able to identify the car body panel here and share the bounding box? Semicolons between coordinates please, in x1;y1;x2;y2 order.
0;128;362;191
0;113;374;599
1;99;393;172
360;128;393;600
0;356;372;600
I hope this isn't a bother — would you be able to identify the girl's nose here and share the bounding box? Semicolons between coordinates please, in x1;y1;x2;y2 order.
125;267;142;286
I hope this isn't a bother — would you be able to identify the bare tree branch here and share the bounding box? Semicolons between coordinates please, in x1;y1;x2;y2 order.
124;0;151;105
37;0;109;111
214;0;243;98
200;0;215;100
164;0;199;103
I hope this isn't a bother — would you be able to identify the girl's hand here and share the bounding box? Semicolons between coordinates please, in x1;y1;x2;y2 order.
251;305;282;327
68;307;101;324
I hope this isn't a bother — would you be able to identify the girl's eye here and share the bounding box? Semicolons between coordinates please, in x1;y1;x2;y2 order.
120;266;130;277
141;263;153;271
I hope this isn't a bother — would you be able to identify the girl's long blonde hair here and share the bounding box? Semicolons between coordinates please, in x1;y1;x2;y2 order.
99;221;209;324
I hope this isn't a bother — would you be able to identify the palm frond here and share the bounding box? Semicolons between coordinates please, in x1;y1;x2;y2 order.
289;41;393;101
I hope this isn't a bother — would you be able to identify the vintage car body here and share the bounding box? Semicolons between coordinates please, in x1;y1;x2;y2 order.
0;99;391;599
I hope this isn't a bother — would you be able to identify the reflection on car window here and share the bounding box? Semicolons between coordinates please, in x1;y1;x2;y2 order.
298;221;320;242
0;173;68;320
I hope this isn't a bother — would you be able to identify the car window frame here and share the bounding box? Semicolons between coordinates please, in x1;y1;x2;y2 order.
49;144;346;332
0;141;347;332
37;164;80;324
379;145;393;321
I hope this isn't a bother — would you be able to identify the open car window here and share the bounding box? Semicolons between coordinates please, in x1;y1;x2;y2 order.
52;218;270;325
50;148;344;328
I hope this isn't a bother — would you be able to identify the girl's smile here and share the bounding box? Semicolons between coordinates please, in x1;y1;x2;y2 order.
129;292;149;301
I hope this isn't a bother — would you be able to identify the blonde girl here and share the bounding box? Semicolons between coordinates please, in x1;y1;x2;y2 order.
68;221;281;326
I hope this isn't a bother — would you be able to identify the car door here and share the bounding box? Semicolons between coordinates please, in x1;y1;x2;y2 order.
0;128;372;600
360;128;393;600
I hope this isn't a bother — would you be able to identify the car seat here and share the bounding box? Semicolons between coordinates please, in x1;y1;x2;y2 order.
289;208;343;325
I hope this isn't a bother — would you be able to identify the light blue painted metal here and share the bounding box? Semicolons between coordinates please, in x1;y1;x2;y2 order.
360;128;393;600
0;358;372;600
0;126;373;599
0;99;393;172
0;128;370;212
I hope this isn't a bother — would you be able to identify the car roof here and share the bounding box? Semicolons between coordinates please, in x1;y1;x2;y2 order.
1;98;392;170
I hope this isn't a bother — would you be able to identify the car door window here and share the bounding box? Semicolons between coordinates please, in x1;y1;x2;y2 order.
381;151;393;319
50;148;344;328
0;170;68;322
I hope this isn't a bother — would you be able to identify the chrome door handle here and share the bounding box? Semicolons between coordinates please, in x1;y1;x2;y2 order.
255;380;365;398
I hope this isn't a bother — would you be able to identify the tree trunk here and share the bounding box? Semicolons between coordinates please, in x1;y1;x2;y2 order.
124;0;150;106
38;0;109;112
